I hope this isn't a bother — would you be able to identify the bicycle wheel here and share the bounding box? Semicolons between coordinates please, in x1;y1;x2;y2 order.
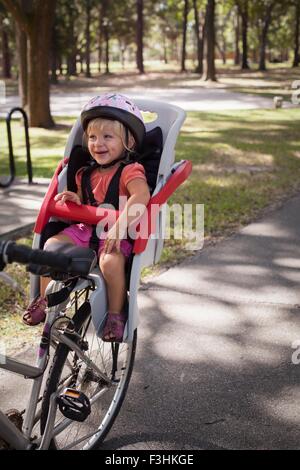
40;293;137;450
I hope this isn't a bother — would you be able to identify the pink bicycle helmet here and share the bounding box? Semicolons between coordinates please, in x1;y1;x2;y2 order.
81;93;146;149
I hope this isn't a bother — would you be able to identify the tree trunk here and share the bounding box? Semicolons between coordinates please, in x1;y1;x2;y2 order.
293;2;300;67
258;3;275;71
27;26;54;127
181;0;189;72
66;6;77;76
101;0;110;74
136;0;144;74
85;0;91;78
97;4;103;73
193;0;204;74
16;23;27;105
1;0;56;128
202;0;216;81
170;34;178;62
240;1;249;70
26;2;56;127
1;24;11;78
50;23;58;84
234;6;240;65
259;26;268;71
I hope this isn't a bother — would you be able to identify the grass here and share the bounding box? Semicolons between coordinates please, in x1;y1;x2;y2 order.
2;106;300;346
2;108;300;244
0;117;74;179
174;108;300;237
219;65;299;103
0;235;43;350
2;107;300;241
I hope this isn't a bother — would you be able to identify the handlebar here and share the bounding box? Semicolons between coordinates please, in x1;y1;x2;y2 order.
0;241;80;274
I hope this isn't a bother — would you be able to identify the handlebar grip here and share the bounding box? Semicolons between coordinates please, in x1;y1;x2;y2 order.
4;242;71;271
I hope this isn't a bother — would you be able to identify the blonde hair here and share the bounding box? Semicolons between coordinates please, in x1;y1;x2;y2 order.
84;118;135;153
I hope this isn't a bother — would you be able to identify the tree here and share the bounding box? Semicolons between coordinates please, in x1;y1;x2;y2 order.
216;1;232;65
193;0;205;73
181;0;189;72
255;0;276;71
112;2;136;70
97;1;104;72
202;0;216;81
51;0;79;79
236;0;250;69
234;5;240;65
65;2;78;76
0;0;56;128
155;0;182;64
85;0;91;77
0;7;12;78
136;0;144;73
292;0;300;67
16;20;27;105
99;0;111;74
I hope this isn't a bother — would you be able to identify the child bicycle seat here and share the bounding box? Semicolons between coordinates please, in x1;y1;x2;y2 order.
30;100;192;342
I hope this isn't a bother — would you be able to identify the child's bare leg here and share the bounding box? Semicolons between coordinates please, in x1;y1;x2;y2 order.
99;251;126;313
99;251;127;341
23;234;75;326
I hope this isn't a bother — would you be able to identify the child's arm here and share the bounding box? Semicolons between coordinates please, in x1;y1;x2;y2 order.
54;168;83;206
103;178;150;254
54;189;82;206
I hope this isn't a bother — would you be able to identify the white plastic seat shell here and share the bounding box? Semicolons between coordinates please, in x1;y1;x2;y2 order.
31;100;186;342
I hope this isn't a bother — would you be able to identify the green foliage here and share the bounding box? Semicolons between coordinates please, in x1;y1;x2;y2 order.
1;0;299;78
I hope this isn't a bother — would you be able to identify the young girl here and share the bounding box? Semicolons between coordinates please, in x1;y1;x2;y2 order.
23;93;150;342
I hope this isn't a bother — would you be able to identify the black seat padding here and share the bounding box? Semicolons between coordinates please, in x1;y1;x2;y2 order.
45;242;97;276
138;126;163;193
66;126;163;195
39;127;163;253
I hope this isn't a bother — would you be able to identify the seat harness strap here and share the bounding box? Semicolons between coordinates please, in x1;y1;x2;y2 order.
81;162;129;252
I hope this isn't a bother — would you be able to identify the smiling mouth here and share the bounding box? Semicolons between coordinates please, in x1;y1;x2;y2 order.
95;151;108;156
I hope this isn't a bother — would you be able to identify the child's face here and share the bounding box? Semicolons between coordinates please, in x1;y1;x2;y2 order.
87;121;125;166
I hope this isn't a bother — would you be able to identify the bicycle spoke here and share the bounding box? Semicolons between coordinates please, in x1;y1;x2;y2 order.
41;295;136;450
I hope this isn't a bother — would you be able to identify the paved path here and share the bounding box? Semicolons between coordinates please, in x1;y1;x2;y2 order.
0;87;291;116
0;178;50;240
1;194;300;449
101;194;300;450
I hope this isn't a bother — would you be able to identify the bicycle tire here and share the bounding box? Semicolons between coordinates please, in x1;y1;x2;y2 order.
40;299;137;450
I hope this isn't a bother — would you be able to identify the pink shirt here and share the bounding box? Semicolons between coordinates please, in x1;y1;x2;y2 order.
75;162;146;204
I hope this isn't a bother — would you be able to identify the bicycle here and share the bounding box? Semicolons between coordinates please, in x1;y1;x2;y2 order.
0;240;136;450
0;100;192;450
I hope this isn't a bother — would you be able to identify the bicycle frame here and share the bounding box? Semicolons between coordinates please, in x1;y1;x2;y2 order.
0;277;112;450
0;314;54;450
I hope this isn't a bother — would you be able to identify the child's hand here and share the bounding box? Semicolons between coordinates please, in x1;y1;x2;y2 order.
103;224;126;255
54;191;81;206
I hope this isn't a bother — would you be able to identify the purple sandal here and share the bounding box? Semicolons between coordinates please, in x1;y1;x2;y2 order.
101;312;127;343
22;296;47;326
